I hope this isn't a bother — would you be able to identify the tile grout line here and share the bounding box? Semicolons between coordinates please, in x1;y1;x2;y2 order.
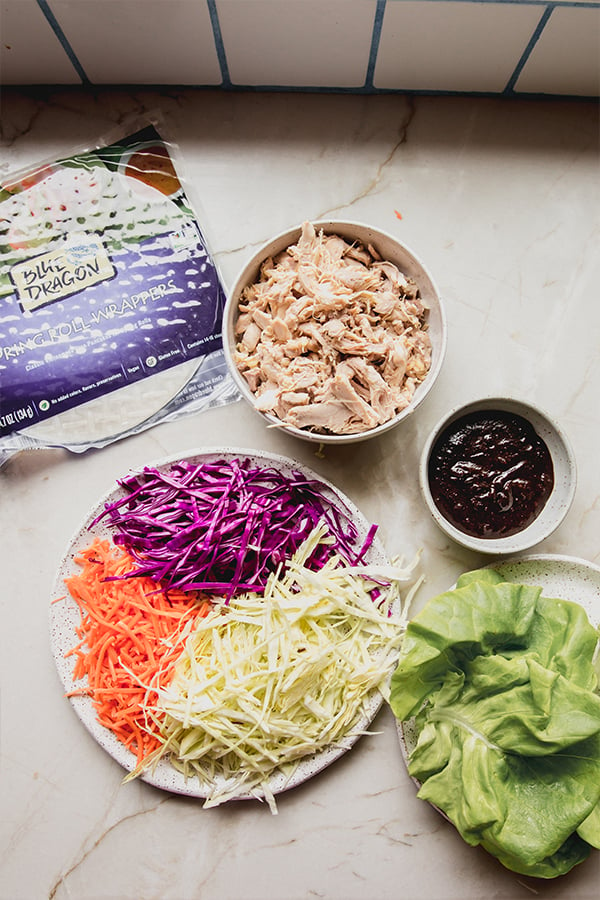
206;0;230;88
36;0;89;84
503;3;555;94
365;0;388;89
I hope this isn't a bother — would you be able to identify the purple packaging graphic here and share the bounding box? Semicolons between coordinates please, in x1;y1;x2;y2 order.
0;123;237;455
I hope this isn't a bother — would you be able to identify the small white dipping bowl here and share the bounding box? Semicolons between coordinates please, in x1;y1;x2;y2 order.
223;220;447;444
419;397;577;554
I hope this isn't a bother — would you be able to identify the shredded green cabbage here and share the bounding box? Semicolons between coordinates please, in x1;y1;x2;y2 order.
132;524;420;811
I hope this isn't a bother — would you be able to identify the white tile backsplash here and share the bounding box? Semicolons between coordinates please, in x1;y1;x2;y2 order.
515;6;600;96
50;0;221;85
0;0;598;97
217;0;376;88
374;1;543;93
0;0;80;84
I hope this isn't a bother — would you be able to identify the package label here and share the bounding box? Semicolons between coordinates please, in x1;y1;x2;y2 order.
11;233;116;312
0;222;224;436
0;126;227;439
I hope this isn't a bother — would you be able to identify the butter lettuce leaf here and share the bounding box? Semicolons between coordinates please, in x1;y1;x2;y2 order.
390;568;600;878
389;578;543;720
577;802;600;848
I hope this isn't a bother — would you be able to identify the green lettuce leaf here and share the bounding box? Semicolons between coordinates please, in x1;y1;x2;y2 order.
389;578;542;720
390;568;600;877
577;801;600;849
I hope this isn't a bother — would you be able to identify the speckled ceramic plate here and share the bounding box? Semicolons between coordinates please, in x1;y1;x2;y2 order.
50;448;394;802
397;555;600;790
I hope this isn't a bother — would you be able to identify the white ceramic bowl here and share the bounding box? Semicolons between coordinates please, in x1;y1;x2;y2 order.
223;220;447;444
419;397;577;554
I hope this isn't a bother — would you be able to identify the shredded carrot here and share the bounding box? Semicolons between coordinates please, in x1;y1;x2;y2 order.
63;537;212;766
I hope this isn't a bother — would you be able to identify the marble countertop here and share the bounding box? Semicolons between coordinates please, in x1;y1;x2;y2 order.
1;87;599;900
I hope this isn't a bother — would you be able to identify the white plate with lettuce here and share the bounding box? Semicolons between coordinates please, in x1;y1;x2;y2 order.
391;554;600;879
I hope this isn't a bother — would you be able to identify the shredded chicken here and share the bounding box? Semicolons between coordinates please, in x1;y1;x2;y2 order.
234;222;432;435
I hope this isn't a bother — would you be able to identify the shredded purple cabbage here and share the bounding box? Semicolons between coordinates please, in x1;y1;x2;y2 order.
91;457;377;598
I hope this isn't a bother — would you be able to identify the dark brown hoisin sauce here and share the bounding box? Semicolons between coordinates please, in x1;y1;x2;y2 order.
428;410;554;538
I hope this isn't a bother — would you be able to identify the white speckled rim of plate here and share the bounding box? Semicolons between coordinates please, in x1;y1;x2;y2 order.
396;554;600;803
49;447;393;801
223;220;447;445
